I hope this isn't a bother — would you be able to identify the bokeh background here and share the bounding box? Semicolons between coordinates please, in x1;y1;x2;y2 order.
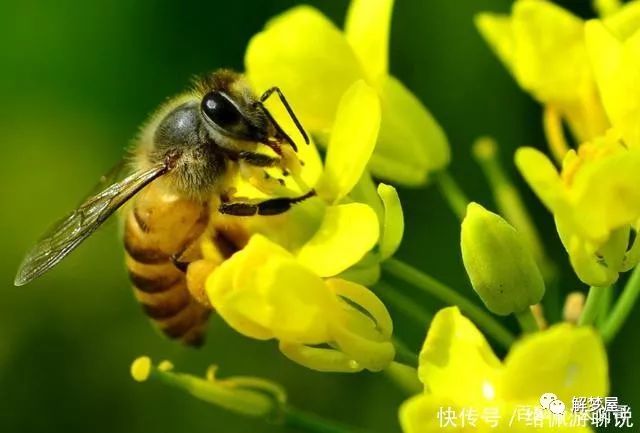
0;1;636;432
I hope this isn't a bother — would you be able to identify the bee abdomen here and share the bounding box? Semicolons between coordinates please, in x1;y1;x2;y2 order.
123;182;211;346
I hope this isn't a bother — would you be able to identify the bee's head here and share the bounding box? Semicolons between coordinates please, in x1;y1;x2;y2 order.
196;70;308;153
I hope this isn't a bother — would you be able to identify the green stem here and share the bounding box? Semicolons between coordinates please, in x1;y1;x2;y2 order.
515;308;539;333
382;258;515;349
578;286;607;326
283;406;367;433
434;170;469;220
472;137;557;283
601;266;640;343
384;362;422;396
596;285;613;328
375;281;433;326
393;338;419;369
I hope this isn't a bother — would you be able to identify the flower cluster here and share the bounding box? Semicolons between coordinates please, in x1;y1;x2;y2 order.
128;1;640;432
479;0;640;287
198;63;403;372
400;307;609;433
245;0;450;185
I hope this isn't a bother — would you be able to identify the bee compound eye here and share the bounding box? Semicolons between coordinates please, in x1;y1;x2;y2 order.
201;91;242;130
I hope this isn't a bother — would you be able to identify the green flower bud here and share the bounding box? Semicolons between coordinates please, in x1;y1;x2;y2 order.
461;202;545;316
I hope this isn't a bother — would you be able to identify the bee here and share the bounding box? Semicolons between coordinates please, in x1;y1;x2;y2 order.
14;69;314;346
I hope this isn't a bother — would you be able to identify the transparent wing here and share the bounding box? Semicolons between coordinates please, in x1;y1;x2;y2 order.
14;162;168;286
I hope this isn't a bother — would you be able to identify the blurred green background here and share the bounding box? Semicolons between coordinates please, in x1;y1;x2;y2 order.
0;1;637;432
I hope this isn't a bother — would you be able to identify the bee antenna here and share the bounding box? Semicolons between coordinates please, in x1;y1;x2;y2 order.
259;87;310;145
255;102;298;152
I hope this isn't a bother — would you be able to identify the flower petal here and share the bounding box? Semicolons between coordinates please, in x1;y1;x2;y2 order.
511;0;591;103
328;278;393;339
585;20;640;148
279;342;362;373
603;0;640;40
245;6;365;132
371;75;450;185
377;183;404;260
502;324;609;404
572;146;640;241
418;307;501;403
475;12;515;70
556;217;620;287
514;147;567;214
344;0;393;86
316;80;381;203
297;203;380;277
207;235;334;343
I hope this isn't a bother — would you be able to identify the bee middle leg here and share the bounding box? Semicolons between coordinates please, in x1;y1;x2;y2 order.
219;190;316;216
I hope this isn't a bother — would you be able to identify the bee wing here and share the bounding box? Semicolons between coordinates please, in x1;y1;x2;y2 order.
14;162;169;286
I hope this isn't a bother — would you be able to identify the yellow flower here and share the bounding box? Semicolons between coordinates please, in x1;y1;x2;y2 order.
245;0;450;186
516;130;640;287
400;307;608;432
476;0;609;159
585;4;640;149
197;53;403;374
222;80;404;285
206;234;395;373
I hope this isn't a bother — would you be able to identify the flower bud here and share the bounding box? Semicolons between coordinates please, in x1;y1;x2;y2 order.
130;357;285;418
461;202;545;315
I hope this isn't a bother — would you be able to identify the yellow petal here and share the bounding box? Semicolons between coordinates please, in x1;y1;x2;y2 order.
328;278;393;339
602;0;640;39
279;342;362;373
571;147;640;241
261;260;334;344
316;80;381;203
371;75;450;185
556;217;620;287
207;235;333;342
585;20;640;148
418;307;501;403
377;183;404;260
297;203;380;277
475;13;515;70
245;6;365;132
344;0;393;86
514;147;567;214
502;324;609;404
349;171;385;218
511;0;591;103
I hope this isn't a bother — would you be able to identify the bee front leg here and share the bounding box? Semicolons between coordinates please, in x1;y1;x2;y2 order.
219;190;316;216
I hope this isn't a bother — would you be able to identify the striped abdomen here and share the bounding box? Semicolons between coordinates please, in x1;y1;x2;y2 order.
123;181;211;346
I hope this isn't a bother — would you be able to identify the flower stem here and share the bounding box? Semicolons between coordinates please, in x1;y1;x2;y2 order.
515;308;539;333
597;285;613;328
384;362;422;395
375;280;433;326
578;286;607;326
382;258;515;349
393;338;419;369
434;170;469;220
601;266;640;343
283;406;368;433
472;137;557;282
